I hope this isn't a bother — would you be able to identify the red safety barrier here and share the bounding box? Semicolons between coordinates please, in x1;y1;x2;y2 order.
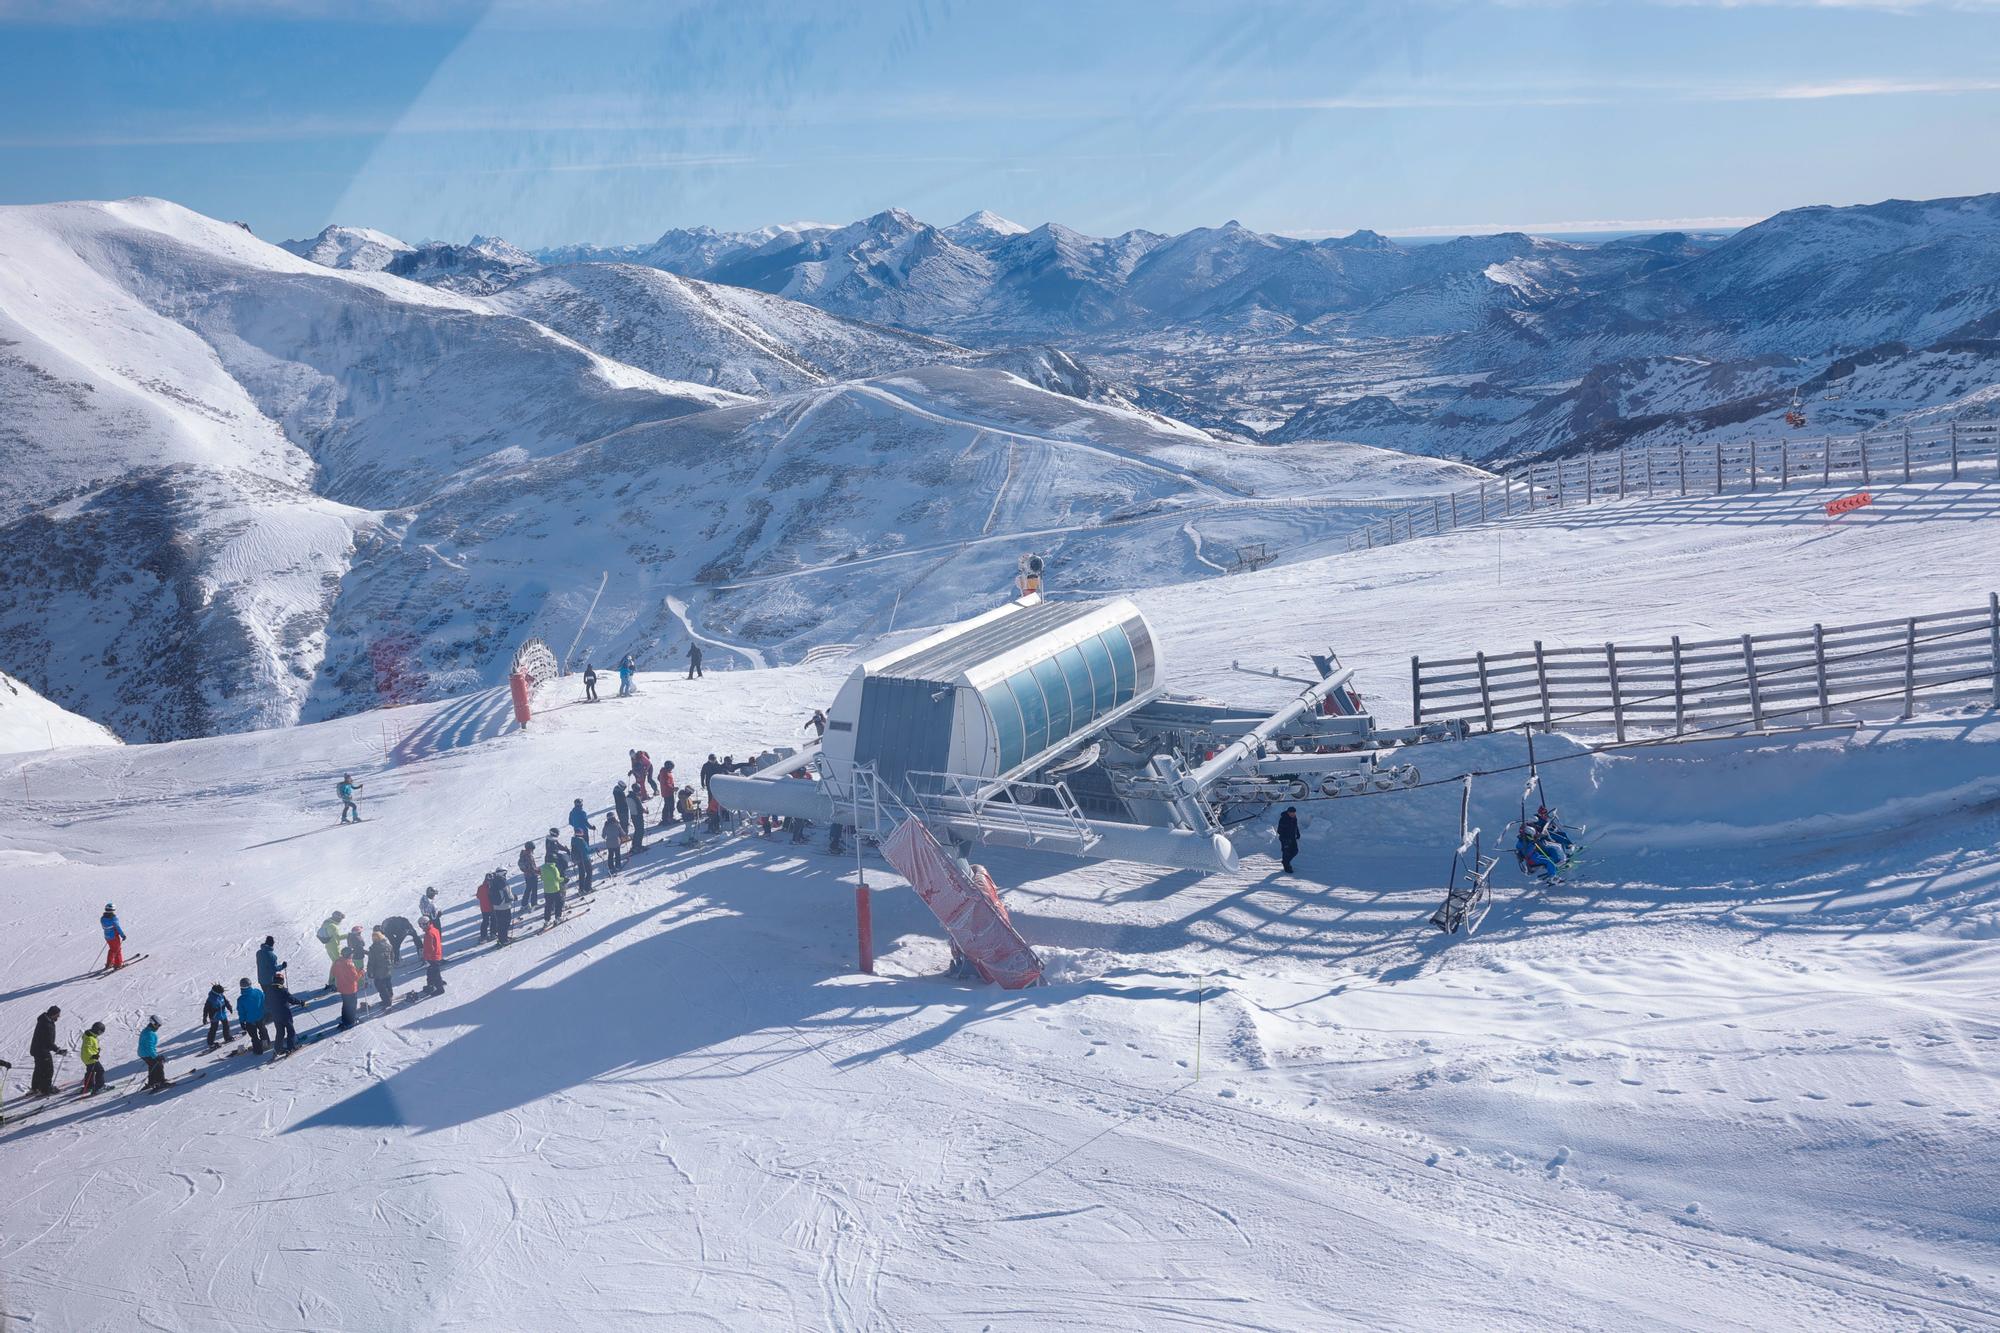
855;884;875;975
880;818;1042;989
508;670;533;725
1825;491;1873;518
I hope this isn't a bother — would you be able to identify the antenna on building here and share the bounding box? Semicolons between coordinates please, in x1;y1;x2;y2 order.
1017;553;1045;599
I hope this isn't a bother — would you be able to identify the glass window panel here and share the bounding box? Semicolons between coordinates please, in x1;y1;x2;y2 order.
1078;632;1116;714
1105;627;1136;704
1055;646;1093;734
983;683;1024;771
1009;670;1049;757
1124;616;1157;692
1031;658;1071;748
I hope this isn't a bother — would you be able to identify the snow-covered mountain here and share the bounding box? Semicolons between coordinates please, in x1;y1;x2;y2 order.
277;223;413;272
522;194;2000;457
487;262;964;395
383;234;541;295
0;197;1478;743
0;198;739;742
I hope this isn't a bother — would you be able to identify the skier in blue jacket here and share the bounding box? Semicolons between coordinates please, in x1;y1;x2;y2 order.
139;1017;169;1090
202;983;235;1050
237;979;269;1054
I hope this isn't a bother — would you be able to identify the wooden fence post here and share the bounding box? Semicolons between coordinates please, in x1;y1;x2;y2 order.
1606;642;1627;742
1990;591;1999;710
1618;449;1627;499
1678;442;1687;497
1432;497;1444;534
1411;656;1423;725
1555;462;1565;508
1449;491;1459;528
1902;617;1917;718
1671;635;1686;735
1743;633;1764;730
1533;640;1552;731
1780;438;1789;490
1812;622;1829;724
1475;651;1495;733
1861;436;1872;486
1822;435;1832;486
1505;477;1514;516
1646;447;1655;497
1951;421;1960;480
1902;427;1912;483
1480;480;1488;520
1714;442;1724;494
1748;440;1758;492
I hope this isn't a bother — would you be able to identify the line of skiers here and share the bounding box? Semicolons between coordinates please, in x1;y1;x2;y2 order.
578;645;714;704
318;889;448;1030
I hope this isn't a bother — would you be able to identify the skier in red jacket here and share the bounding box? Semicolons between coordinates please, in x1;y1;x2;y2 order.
420;920;445;997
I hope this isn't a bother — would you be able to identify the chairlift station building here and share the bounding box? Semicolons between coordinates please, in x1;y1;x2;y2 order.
712;592;1450;874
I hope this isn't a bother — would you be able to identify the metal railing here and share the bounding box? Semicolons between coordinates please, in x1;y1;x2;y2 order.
1347;419;2000;552
1412;594;2000;738
903;769;1100;853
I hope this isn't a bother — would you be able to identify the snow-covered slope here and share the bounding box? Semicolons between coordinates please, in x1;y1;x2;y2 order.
308;364;1486;708
277;223;412;272
384;235;541;295
0;668;122;754
2;481;1997;1328
0;198;738;741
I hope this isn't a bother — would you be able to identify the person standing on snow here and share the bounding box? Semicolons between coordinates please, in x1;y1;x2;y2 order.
686;643;703;679
544;827;567;874
79;1023;107;1095
318;911;346;990
99;903;128;971
344;924;368;965
518;842;540;911
29;1006;62;1095
418;887;442;933
203;983;235;1050
570;826;594;896
1276;806;1301;875
256;936;280;991
491;870;515;947
612;778;631;831
699;753;721;793
420;917;446;997
583;662;599;703
629;794;647;855
602;809;626;873
237;978;268;1055
658;762;678;824
337;773;364;824
476;872;495;943
139;1016;169;1090
367;930;395;1011
806;709;827;739
618;654;636;698
267;970;299;1054
539;860;564;926
332;953;362;1029
629;750;654;803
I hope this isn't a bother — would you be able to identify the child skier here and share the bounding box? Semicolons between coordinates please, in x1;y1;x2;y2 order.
202;983;235;1050
100;903;128;970
80;1022;106;1095
139;1016;169;1090
337;773;363;823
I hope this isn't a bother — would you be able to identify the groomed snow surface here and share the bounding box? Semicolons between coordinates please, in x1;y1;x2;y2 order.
3;483;1999;1330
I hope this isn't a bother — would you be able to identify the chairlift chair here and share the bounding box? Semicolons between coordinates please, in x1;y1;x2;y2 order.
1504;727;1586;881
1784;390;1807;429
1430;775;1499;935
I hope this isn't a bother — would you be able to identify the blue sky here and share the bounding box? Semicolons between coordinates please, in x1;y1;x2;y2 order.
2;0;1997;246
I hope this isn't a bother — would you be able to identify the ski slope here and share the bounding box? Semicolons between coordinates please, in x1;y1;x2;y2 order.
1;481;1998;1330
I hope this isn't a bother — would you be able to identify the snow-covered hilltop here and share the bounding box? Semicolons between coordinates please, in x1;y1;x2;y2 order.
277;223;413;273
0;669;122;754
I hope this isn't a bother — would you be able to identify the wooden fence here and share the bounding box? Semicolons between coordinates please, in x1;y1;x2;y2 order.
1411;595;2000;738
1348;419;2000;552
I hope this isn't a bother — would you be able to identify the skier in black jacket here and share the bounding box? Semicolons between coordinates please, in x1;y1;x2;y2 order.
1276;806;1301;874
267;970;300;1054
29;1006;61;1095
